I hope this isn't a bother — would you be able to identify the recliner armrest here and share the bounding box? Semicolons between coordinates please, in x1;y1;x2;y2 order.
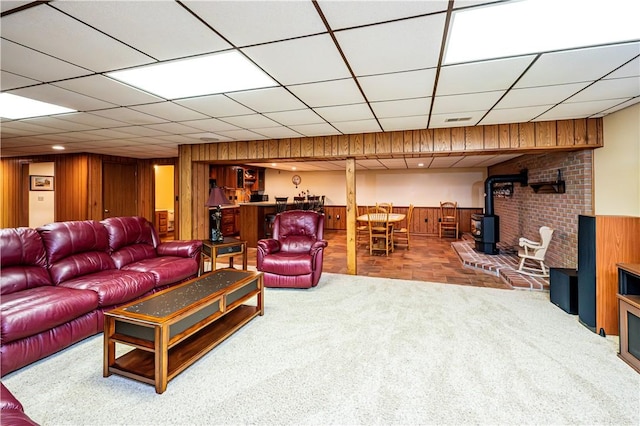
157;240;202;260
310;240;328;256
257;238;281;255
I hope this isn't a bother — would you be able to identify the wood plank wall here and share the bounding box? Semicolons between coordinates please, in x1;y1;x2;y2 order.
323;205;482;236
0;154;176;229
179;118;602;239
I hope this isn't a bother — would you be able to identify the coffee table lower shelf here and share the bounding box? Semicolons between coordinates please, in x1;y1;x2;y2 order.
108;305;259;386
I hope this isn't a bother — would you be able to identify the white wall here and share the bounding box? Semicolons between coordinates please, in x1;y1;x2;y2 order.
265;168;487;207
29;162;55;227
597;103;640;215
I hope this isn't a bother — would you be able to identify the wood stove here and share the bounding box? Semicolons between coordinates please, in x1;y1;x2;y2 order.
473;170;528;255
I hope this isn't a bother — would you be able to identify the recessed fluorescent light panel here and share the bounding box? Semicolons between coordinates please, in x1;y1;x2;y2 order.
108;51;277;99
0;93;76;119
445;0;640;64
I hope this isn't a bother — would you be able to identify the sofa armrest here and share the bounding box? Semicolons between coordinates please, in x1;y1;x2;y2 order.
257;239;281;255
157;240;202;261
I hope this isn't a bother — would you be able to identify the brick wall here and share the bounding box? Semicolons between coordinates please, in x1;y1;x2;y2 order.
488;150;593;269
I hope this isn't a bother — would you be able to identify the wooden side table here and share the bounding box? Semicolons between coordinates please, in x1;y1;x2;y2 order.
200;238;247;275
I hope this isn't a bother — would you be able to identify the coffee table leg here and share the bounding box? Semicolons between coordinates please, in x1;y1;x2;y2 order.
155;325;169;394
103;316;115;377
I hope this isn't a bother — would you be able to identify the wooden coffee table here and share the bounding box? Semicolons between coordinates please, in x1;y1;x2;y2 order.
103;269;263;393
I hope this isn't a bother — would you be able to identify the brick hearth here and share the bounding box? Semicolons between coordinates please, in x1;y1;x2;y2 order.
452;235;550;291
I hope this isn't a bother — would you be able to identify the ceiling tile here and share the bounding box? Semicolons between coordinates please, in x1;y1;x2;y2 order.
480;105;552;125
242;34;351;85
227;87;307;113
214;129;269;140
288;123;341;137
10;84;116;112
437;56;535;95
143;122;201;135
429;156;465;168
179;118;241;133
24;112;125;130
496;82;589;109
1;5;153;72
332;119;382;134
515;42;640;88
379;115;428;131
221;114;280;129
253;127;305;139
371;98;430;118
53;76;163;106
88;108;168;125
1;71;39;91
358;69;436;102
334;14;446;76
264;109;326;126
53;1;231;61
318;0;448;30
313;103;375;122
432;91;503;115
175;95;255;117
605;56;640;79
568;77;640;103
182;0;326;47
130;102;209;122
535;99;627;121
288;79;365;108
1;39;91;83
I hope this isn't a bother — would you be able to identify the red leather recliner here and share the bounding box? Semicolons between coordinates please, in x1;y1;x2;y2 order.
257;210;328;288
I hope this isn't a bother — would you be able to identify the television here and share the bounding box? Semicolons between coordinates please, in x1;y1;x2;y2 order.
618;294;640;373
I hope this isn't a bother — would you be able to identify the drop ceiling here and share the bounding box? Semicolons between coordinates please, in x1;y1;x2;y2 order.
1;0;638;171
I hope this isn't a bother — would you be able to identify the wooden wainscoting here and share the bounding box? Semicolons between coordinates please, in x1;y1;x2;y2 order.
323;205;482;236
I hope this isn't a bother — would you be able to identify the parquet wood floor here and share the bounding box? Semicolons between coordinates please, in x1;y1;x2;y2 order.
244;230;510;290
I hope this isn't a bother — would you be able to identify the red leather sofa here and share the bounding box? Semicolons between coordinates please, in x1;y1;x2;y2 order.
257;210;328;288
0;382;38;426
0;216;201;376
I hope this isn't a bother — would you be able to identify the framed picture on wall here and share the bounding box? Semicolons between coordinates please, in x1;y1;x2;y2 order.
30;175;54;191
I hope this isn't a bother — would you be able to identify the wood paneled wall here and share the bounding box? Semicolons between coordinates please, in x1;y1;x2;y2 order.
1;154;176;229
179;119;602;239
324;205;482;236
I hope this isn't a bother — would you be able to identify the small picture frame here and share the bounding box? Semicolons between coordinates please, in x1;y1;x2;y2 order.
30;175;54;191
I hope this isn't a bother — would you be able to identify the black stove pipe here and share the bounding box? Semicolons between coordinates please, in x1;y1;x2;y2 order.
484;169;528;215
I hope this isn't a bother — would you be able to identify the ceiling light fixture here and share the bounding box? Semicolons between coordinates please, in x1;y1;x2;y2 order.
0;93;76;119
445;0;640;64
107;51;276;99
52;145;65;151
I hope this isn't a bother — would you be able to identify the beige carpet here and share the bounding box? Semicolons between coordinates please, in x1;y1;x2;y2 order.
3;272;638;425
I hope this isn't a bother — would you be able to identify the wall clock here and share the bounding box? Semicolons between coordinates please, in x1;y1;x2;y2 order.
292;174;301;188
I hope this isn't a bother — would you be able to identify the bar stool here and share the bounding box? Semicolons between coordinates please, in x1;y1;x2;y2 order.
264;197;288;238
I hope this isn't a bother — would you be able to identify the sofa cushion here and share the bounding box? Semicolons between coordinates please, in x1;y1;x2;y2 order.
58;270;156;307
0;286;99;344
259;252;313;276
0;228;52;295
101;216;158;268
38;220;115;285
1;382;39;425
122;257;198;287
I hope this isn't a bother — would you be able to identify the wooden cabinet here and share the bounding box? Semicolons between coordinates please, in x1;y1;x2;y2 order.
155;210;168;235
221;207;239;236
578;215;640;336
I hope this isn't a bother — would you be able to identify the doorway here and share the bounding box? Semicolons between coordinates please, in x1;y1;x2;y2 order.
155;165;175;240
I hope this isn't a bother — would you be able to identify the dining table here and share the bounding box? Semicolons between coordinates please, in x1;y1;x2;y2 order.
356;213;406;223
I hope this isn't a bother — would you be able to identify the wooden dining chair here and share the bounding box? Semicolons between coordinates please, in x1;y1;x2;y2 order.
376;202;393;213
393;204;414;249
367;206;394;256
356;204;369;247
439;201;459;239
